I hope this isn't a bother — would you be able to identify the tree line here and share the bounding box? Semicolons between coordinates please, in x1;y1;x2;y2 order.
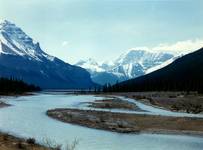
102;78;203;93
0;77;41;95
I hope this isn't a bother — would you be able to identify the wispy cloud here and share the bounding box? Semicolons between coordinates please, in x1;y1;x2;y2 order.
130;39;203;54
61;41;69;47
152;39;203;52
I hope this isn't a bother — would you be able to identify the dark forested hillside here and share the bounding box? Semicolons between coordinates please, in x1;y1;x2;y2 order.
105;47;203;93
0;77;40;95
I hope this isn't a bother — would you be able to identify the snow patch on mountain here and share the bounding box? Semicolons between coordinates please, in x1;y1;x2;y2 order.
145;54;184;74
145;57;175;74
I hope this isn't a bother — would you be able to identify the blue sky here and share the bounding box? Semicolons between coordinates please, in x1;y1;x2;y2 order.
0;0;203;64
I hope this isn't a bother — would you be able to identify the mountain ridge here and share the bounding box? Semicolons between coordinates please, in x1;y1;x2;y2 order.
0;20;96;89
108;47;203;93
76;50;175;85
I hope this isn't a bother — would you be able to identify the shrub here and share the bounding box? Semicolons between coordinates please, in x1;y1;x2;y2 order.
42;138;62;150
17;141;24;149
26;138;36;144
65;139;79;150
3;134;9;141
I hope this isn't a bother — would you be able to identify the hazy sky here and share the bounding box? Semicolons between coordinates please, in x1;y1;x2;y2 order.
0;0;203;64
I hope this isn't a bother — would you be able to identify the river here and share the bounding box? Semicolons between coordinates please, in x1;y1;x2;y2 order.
0;92;203;150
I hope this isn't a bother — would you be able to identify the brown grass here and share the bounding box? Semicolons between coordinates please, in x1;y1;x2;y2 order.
112;92;203;114
0;133;49;150
87;98;140;111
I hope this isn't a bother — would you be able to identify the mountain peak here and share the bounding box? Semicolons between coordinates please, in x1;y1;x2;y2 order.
76;49;175;85
75;58;104;73
0;20;20;34
0;20;95;89
76;58;98;65
116;49;174;65
0;20;52;61
125;49;147;56
0;20;14;26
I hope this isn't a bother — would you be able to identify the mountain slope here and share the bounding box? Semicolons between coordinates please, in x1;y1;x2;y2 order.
75;58;127;85
0;20;95;89
113;50;174;78
76;50;174;85
109;47;203;93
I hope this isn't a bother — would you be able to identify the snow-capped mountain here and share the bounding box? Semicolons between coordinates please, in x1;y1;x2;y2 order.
114;47;203;92
76;50;175;85
75;58;127;85
0;20;95;89
0;20;54;61
76;58;104;73
111;50;174;78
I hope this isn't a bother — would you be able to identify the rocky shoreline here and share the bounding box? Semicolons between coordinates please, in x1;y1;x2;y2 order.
47;108;203;135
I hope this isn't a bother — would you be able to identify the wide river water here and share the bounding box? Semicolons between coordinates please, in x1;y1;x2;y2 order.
0;92;203;150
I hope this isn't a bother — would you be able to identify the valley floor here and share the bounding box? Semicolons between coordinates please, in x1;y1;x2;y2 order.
117;92;203;114
47;108;203;135
47;92;203;135
1;91;203;150
82;98;142;111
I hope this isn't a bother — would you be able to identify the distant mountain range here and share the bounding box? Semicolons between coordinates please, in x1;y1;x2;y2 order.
0;20;95;89
108;47;203;93
76;50;175;85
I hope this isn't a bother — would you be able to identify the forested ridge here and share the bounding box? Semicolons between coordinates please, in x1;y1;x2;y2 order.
104;47;203;93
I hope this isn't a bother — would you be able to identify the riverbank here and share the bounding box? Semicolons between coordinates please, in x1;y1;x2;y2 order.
0;92;35;97
0;132;49;150
47;108;203;135
120;92;203;114
84;98;142;111
0;92;36;108
1;92;203;150
0;101;11;108
0;103;49;150
79;92;203;114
